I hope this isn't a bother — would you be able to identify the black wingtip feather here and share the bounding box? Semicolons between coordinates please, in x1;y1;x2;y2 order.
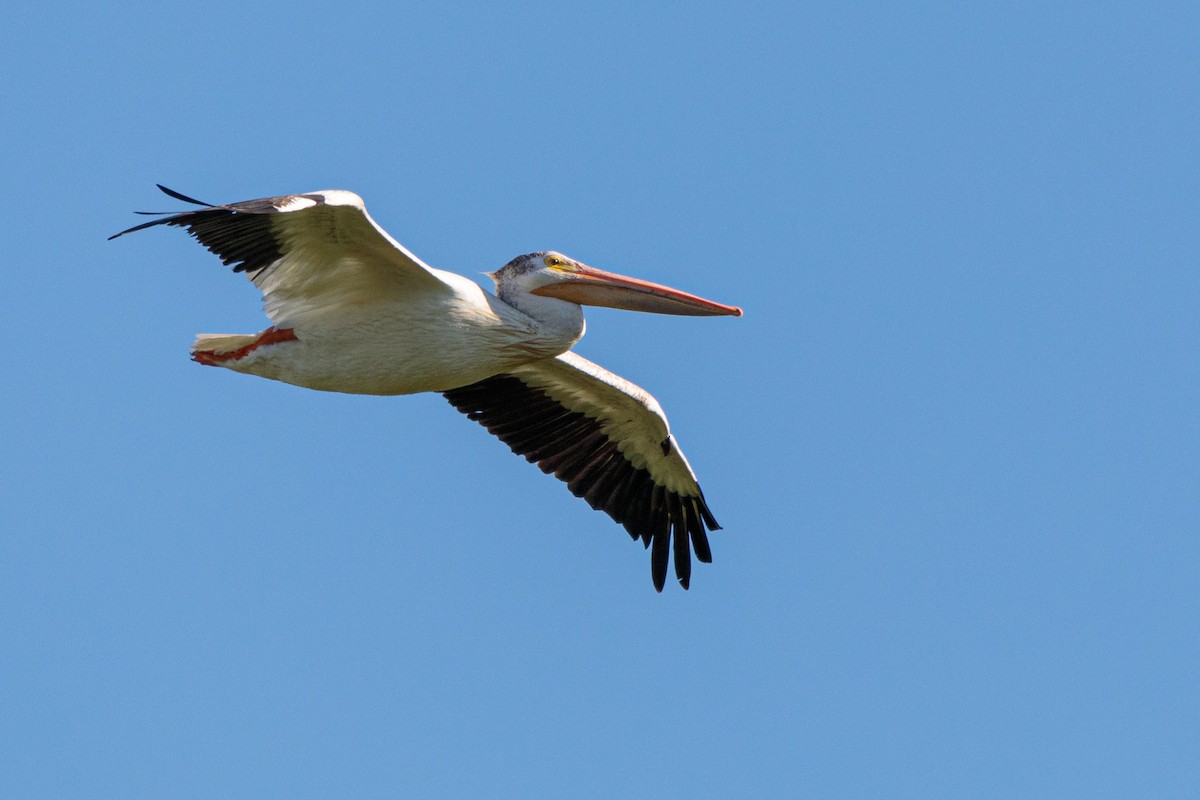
156;184;213;206
109;186;217;241
673;498;692;589
689;500;713;564
698;499;720;531
108;215;173;240
651;520;670;592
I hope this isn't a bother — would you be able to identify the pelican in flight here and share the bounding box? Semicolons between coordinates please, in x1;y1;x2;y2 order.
111;186;742;590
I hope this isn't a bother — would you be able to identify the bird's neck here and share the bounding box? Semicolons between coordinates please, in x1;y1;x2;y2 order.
502;291;586;348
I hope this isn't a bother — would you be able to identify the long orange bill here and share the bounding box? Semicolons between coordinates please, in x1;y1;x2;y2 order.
531;264;743;317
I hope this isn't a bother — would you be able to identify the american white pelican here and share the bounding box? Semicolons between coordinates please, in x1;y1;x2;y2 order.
111;186;742;591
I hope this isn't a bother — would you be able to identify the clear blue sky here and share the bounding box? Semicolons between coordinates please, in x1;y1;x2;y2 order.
2;2;1197;797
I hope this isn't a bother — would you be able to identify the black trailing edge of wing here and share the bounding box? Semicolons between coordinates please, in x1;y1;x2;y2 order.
443;374;720;591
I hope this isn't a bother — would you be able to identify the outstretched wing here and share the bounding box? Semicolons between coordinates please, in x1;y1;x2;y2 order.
110;185;451;325
443;351;721;591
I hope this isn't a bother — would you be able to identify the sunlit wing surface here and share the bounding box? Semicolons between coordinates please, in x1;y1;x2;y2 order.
109;186;452;326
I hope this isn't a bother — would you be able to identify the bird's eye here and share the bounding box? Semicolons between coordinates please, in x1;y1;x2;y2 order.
546;256;562;267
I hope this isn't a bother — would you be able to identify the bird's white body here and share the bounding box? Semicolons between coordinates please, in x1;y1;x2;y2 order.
112;185;740;590
202;268;579;395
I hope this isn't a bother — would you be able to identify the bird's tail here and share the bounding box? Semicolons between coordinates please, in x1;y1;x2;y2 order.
190;333;266;366
190;327;299;367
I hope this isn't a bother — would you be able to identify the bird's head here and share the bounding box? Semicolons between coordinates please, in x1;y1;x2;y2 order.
488;251;743;317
